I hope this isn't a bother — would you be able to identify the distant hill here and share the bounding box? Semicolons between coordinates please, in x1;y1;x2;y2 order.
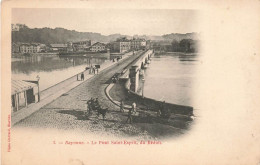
12;26;110;44
11;24;199;44
162;33;199;41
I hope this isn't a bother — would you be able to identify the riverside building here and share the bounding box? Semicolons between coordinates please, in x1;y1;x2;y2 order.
90;42;106;52
112;37;131;53
19;43;40;53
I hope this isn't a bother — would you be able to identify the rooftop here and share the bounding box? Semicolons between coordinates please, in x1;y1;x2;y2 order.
91;42;106;46
50;44;67;48
12;80;37;95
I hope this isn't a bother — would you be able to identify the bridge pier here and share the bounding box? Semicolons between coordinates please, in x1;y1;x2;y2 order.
128;49;154;92
129;65;140;92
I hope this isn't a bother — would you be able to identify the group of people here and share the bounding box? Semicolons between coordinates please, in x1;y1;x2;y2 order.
85;97;170;123
86;98;100;115
77;72;85;81
88;65;99;75
79;65;100;82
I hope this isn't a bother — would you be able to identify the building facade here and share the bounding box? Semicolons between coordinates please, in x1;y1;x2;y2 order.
66;42;74;52
19;44;40;53
72;40;91;52
49;44;67;52
113;38;131;53
11;24;20;31
90;42;106;52
131;38;146;50
12;43;20;53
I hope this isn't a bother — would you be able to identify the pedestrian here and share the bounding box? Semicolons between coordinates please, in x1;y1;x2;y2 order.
120;100;124;112
126;108;132;124
132;102;136;114
90;98;95;111
81;72;84;81
87;99;93;115
93;67;96;74
96;68;99;74
94;98;100;109
160;101;165;110
89;65;92;74
157;109;162;117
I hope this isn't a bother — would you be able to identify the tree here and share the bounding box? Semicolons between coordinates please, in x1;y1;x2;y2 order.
171;39;180;52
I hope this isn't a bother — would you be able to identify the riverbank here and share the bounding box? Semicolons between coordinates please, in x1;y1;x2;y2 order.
58;51;110;58
13;50;190;139
12;52;58;57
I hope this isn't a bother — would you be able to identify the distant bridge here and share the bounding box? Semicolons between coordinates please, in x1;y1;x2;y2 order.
118;49;154;92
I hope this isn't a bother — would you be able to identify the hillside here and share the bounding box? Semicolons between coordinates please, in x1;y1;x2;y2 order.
11;25;199;44
162;33;199;41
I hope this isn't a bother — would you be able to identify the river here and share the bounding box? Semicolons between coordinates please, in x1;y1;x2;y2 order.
143;52;199;107
12;53;198;108
11;55;110;91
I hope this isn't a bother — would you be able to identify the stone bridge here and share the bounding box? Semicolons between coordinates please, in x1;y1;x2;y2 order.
119;49;154;92
117;49;193;116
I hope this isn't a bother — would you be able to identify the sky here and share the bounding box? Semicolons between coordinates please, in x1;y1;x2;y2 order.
12;8;199;36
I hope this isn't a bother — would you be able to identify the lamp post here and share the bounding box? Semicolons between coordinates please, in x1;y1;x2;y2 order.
142;77;145;98
36;75;40;102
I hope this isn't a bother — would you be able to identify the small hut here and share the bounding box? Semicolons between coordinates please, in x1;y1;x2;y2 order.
11;80;39;113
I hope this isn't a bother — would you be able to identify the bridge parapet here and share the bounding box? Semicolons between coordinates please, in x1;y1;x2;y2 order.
118;49;154;92
132;49;153;70
128;49;154;92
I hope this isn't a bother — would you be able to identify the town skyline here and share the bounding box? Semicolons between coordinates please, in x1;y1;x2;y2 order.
12;8;199;36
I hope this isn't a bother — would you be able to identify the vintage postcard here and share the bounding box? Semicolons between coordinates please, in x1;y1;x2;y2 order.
1;0;260;164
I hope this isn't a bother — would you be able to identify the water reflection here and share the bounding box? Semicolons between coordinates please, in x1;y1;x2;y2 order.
12;55;110;91
12;55;109;74
143;53;199;107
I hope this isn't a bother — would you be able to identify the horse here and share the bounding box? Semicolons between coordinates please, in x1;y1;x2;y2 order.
97;107;109;121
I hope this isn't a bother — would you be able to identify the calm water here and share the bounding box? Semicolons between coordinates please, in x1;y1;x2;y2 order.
143;53;199;107
12;55;109;91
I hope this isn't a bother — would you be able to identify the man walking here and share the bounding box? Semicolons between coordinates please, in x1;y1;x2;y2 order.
126;108;132;124
120;100;124;112
94;98;100;110
93;67;96;74
132;102;136;114
89;65;93;74
87;98;93;115
81;72;84;81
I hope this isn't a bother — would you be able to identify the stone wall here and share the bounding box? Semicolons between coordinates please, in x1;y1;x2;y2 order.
119;78;193;116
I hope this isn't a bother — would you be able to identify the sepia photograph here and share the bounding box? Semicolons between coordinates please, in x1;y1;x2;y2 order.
2;1;260;165
11;8;199;139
